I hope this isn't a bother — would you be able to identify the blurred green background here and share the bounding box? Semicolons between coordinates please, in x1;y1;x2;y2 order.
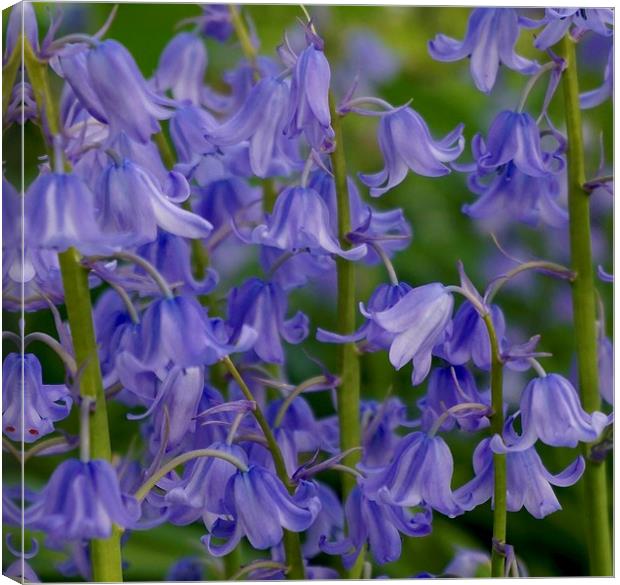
2;3;613;580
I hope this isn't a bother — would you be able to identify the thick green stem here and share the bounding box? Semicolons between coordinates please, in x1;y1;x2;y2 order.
483;314;506;577
221;357;305;580
329;95;365;579
329;95;361;496
59;248;123;582
560;35;612;576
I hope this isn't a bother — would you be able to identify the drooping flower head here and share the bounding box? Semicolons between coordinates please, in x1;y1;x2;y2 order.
26;459;140;544
366;283;454;385
359;107;464;197
3;353;72;443
428;8;540;93
530;9;613;51
456;438;585;519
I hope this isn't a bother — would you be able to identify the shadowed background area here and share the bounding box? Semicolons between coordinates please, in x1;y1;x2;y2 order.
2;2;612;580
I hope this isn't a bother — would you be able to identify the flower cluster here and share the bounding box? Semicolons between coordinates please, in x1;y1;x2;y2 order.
2;4;612;581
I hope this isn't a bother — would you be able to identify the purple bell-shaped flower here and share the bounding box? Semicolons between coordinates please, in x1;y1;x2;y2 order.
455;438;585;519
362;431;463;517
366;282;454;385
202;466;320;555
250;186;367;261
490;373;608;452
3;353;72;443
320;485;431;568
26;458;140;543
359;107;465;197
428;8;539;93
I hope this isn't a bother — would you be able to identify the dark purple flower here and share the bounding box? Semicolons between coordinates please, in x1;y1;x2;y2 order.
476;111;562;177
419;366;489;433
250;186;367;260
165;557;204;581
490;374;607;452
25;170;105;254
359;107;464;197
284;34;335;151
136;231;218;297
320;485;431;567
531;9;613;51
155;32;207;105
317;282;412;351
455;438;585;519
363;431;462;517
439;302;506;370
60;40;174;143
206;77;293;178
202;466;320;555
309;170;412;262
3;353;72;443
132;296;256;372
463;161;568;228
227;278;309;364
303;482;344;558
26;459;140;543
580;48;612;109
428;9;540;93
164;442;248;514
367;283;454;385
96;157;212;246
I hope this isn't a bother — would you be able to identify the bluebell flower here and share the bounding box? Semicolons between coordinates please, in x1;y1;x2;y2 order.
581;48;612;109
127;366;206;450
169;105;218;166
206;77;294;178
303;482;344;558
455;438;585;519
25;170;105;254
227;278;309;364
284;33;335;151
96;157;213;246
202;466;320;555
260;244;335;291
360;397;411;469
155;32;207;105
136;231;218;297
476;111;563;177
428;9;540;93
419;366;489;433
250;186;367;260
490;374;607;452
132;296;256;373
26;459;140;543
5;559;41;583
267;396;322;455
7;81;38;125
309;170;412;262
463;161;568;228
3;353;72;443
366;283;454;385
363;431;463;517
164;442;248;514
359;107;464;197
530;9;613;51
317;283;412;351
320;485;432;567
60;39;174;143
439;302;506;370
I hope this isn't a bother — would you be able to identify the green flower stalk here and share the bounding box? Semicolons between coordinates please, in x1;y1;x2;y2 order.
560;34;612;577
